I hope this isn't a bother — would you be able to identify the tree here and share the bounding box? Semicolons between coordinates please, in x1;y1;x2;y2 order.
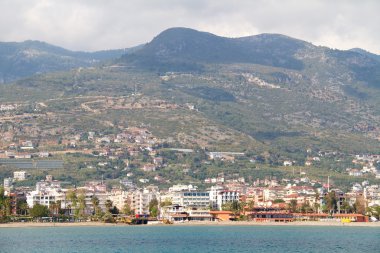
122;202;133;215
150;206;158;218
105;200;113;212
102;212;115;223
110;206;119;215
367;205;380;220
2;197;11;217
324;191;337;214
353;195;366;214
222;201;242;220
67;190;78;208
149;198;159;218
313;202;320;213
300;202;312;213
341;201;351;214
30;204;49;218
0;187;11;218
77;192;87;218
91;196;100;216
246;200;255;212
17;200;29;216
161;198;172;207
49;201;61;217
288;199;298;213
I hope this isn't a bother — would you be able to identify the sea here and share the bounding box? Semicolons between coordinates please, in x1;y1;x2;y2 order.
0;225;379;253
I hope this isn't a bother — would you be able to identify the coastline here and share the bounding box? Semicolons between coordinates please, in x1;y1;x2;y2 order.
1;220;380;228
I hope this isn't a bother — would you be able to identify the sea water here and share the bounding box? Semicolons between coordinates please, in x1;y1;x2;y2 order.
0;225;379;253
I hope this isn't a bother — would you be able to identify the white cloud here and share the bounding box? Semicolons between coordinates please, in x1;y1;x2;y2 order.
0;0;378;54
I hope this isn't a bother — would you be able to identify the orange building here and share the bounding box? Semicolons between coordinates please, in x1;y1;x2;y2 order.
210;211;234;221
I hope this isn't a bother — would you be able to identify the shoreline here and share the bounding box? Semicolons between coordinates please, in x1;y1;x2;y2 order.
1;220;380;228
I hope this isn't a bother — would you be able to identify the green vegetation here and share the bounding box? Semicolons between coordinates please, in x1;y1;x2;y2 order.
29;203;49;218
0;28;379;190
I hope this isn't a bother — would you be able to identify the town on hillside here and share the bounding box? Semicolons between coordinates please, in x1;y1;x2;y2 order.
1;102;380;224
1;169;380;223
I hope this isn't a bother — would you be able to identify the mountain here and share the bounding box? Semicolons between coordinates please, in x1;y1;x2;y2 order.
116;28;380;146
350;48;380;63
1;27;379;188
120;27;380;89
120;27;308;71
1;28;379;152
0;40;132;83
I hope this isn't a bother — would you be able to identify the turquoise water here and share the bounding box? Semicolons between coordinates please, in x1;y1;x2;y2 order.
0;226;379;253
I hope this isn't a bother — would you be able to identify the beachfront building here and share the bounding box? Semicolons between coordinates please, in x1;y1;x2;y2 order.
187;209;213;221
209;185;224;210
26;180;65;208
209;185;240;210
172;191;210;209
160;204;214;222
129;187;159;215
216;190;240;211
160;204;188;222
108;188;129;211
76;181;109;215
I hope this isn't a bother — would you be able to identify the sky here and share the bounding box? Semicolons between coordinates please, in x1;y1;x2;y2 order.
0;0;379;54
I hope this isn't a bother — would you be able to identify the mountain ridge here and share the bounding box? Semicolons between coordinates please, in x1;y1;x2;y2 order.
0;27;379;183
119;27;310;71
0;40;134;83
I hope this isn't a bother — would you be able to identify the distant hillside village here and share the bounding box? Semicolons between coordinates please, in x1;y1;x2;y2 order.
1;105;380;223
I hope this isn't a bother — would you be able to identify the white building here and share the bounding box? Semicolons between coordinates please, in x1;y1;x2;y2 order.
3;177;13;194
13;171;27;181
172;191;210;208
4;177;13;188
108;189;129;211
26;181;65;208
209;185;240;210
169;184;197;192
216;190;240;210
209;185;224;210
130;188;159;215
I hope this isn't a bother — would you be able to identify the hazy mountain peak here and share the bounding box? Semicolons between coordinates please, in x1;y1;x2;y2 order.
121;27;307;71
349;48;380;63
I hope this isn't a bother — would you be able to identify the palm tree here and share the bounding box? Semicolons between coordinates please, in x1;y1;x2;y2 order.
324;191;337;214
66;190;78;216
367;206;380;220
105;200;113;212
222;201;242;220
289;199;298;213
122;201;133;215
91;196;100;216
0;187;9;218
49;201;59;217
17;201;29;216
3;198;11;216
341;201;351;214
314;191;320;213
77;193;87;218
247;200;255;210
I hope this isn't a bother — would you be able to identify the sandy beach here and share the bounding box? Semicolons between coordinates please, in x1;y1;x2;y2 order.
1;220;380;228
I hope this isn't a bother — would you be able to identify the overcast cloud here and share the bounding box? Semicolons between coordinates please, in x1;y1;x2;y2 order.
0;0;379;54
